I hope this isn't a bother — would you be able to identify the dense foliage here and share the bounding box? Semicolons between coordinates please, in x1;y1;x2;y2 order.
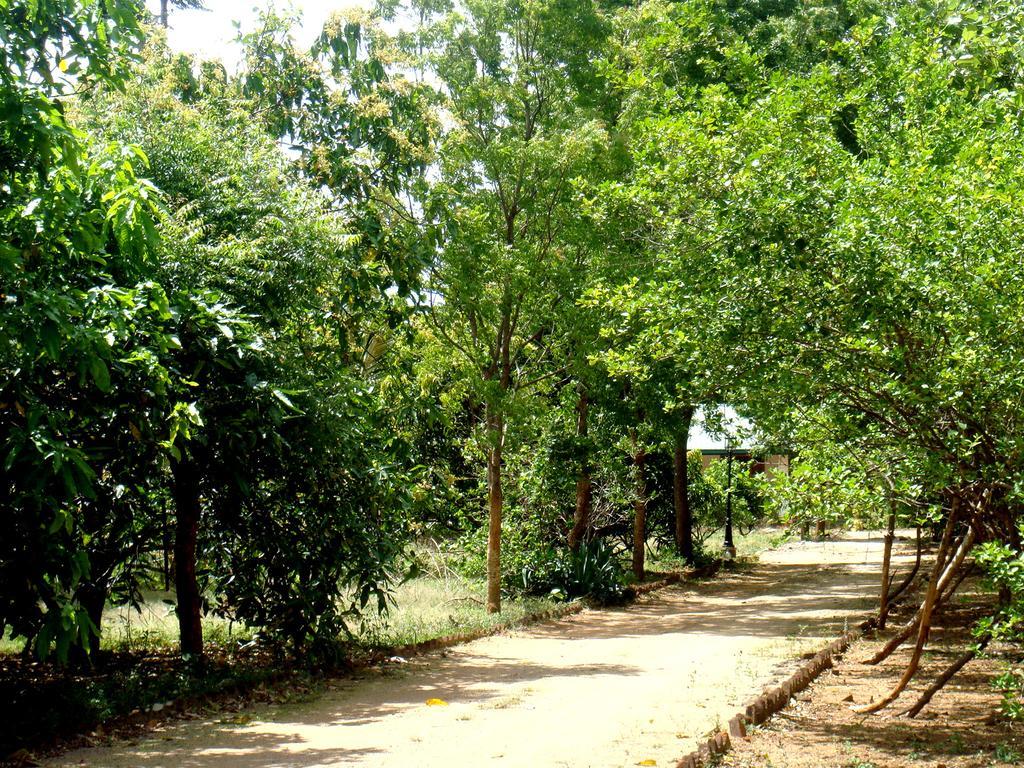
4;0;1024;726
1;3;417;663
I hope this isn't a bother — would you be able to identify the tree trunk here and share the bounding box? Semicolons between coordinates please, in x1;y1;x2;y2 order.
903;576;1005;717
865;520;973;666
82;584;105;659
631;429;647;581
163;496;172;592
878;505;896;630
172;455;204;658
855;504;971;714
485;407;504;614
160;0;169;27
70;581;106;666
888;526;922;606
568;386;591;552
903;636;989;718
674;406;695;562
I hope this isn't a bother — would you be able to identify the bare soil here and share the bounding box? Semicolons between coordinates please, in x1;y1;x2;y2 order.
50;533;913;768
721;580;1024;768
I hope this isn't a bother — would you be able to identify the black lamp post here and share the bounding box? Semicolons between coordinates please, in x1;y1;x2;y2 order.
723;436;737;560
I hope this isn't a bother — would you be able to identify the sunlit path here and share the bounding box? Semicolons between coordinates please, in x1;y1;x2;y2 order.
52;533;912;768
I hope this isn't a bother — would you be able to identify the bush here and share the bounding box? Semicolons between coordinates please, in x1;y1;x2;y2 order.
704;456;767;535
975;540;1024;720
646;450;767;550
520;539;628;605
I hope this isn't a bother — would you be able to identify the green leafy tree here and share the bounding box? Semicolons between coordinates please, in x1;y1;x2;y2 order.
0;0;174;661
77;41;417;657
619;0;1024;714
404;0;612;611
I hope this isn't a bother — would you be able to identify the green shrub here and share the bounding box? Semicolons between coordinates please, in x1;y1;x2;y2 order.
646;451;768;550
520;539;628;605
973;540;1024;720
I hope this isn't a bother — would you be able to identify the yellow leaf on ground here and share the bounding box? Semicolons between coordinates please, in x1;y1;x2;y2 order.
638;761;657;766
425;698;449;707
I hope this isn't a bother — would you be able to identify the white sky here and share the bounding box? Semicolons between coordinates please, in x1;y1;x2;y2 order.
146;0;372;70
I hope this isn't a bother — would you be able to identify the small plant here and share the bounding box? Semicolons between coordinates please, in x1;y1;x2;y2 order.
946;733;968;755
994;668;1024;721
994;741;1022;763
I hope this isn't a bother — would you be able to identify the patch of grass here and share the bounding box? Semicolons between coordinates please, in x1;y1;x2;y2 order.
643;547;689;574
646;526;787;572
100;591;254;654
718;526;792;560
0;594;251;658
355;574;558;648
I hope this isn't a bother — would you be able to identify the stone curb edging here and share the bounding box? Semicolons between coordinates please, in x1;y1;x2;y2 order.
672;618;876;768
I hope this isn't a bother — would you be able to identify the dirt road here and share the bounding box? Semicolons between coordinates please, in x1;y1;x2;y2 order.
52;533;908;768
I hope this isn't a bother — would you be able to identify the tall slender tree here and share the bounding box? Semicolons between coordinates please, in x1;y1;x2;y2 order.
399;0;611;611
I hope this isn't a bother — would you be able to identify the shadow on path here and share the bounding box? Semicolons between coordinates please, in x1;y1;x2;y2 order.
50;537;911;768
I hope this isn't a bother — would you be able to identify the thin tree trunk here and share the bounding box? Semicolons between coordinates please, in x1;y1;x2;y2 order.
631;429;647;581
172;455;204;658
903;574;1004;718
568;386;591;552
83;584;105;659
865;522;973;666
160;0;169;27
856;504;972;713
888;526;922;606
674;406;695;562
70;581;106;665
868;613;920;666
485;407;504;614
879;505;896;630
945;561;974;601
163;496;172;592
903;636;990;718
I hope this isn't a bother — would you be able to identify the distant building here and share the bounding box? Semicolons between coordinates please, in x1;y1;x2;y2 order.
687;405;789;477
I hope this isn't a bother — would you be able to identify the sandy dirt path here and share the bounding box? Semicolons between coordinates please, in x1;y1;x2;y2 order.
53;533;911;768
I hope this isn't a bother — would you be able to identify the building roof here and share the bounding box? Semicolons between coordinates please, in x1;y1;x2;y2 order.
687;405;757;453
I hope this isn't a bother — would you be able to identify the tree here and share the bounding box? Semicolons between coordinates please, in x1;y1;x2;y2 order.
77;41;418;657
394;0;611;611
620;0;1024;713
0;0;172;662
238;6;439;305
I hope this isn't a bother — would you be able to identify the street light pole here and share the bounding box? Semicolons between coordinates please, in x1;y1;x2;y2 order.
723;437;737;560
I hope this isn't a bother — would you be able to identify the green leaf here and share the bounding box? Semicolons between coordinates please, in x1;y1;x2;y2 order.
89;357;111;392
